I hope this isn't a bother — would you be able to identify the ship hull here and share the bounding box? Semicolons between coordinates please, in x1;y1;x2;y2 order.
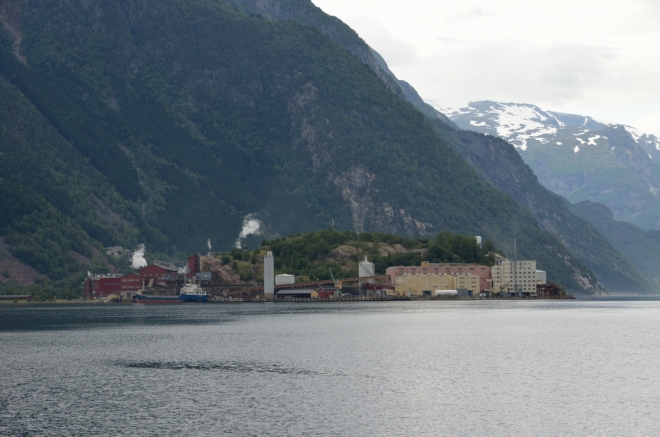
135;294;208;304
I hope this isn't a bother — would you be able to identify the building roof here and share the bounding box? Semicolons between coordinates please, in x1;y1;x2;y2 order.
276;289;315;295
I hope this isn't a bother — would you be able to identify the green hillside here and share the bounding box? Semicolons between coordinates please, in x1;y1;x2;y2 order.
0;0;602;292
569;201;660;290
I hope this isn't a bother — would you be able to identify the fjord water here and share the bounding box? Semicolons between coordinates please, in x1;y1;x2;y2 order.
1;302;659;436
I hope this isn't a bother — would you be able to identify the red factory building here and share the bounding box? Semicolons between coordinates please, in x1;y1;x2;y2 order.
85;264;181;299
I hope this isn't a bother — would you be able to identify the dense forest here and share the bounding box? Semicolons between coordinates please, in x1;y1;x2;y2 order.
0;0;620;294
216;229;502;284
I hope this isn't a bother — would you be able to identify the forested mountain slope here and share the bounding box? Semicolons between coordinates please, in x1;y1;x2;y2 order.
225;0;455;125
568;201;660;289
0;0;603;292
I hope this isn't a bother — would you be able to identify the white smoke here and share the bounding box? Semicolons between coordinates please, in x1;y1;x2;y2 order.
235;214;262;248
131;244;148;269
207;239;212;251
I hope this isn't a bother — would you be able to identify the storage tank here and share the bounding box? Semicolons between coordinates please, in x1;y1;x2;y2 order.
359;256;375;285
435;289;458;297
275;274;295;285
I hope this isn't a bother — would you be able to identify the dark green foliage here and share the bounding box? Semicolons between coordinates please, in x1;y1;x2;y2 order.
0;178;92;279
0;281;85;301
262;229;499;281
0;46;141;201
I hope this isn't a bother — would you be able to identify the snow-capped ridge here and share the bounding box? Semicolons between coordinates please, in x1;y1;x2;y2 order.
438;100;660;154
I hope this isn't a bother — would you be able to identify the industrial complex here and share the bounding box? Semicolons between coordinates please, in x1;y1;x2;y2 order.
84;247;571;302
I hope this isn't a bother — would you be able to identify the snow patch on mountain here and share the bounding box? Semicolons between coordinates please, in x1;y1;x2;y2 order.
438;101;660;155
588;135;601;145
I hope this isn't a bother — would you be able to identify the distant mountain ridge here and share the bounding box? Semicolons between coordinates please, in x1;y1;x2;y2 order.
441;101;660;231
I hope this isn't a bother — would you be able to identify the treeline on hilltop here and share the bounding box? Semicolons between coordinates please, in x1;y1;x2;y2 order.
224;229;502;283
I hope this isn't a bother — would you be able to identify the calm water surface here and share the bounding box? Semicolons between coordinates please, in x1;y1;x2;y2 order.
1;301;659;436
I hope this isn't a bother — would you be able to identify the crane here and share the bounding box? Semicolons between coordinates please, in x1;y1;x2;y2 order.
328;269;343;298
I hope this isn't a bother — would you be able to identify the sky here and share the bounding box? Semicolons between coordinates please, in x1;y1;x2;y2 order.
312;0;660;136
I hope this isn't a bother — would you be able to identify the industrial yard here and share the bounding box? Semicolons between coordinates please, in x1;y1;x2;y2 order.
84;233;572;303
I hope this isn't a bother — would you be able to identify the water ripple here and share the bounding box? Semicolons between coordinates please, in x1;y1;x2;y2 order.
114;359;320;375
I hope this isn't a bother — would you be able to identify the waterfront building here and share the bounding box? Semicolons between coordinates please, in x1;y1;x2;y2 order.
386;262;491;292
491;259;537;296
394;272;481;297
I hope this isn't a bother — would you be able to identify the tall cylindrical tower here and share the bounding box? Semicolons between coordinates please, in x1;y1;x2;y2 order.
264;251;275;300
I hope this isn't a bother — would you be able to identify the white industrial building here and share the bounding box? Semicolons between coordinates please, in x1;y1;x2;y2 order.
491;259;538;296
275;274;295;286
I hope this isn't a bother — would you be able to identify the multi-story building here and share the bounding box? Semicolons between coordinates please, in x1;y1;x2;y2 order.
386;262;491;292
491;259;537;296
394;272;481;297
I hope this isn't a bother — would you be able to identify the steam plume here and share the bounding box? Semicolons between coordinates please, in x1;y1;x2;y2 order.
235;214;262;248
131;244;148;269
207;239;212;251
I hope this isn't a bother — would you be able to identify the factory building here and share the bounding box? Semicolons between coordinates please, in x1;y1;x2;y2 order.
85;275;122;298
275;274;295;286
386;262;491;292
85;272;142;298
394;272;481;297
491;259;537;296
85;263;182;299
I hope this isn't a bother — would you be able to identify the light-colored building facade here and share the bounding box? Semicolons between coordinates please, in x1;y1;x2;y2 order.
275;274;295;285
394;272;481;297
386;263;491;292
491;260;537;296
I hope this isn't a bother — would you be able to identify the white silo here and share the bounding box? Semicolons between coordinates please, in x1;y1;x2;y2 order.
264;251;274;299
359;256;375;285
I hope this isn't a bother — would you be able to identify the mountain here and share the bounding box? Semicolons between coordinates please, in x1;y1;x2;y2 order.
224;0;456;127
0;0;615;294
568;201;660;289
441;101;660;231
425;118;650;293
222;0;650;293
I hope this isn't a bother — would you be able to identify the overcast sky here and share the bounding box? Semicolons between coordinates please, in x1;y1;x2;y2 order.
312;0;660;135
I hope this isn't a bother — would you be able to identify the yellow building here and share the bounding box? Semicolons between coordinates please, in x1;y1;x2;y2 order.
394;273;480;297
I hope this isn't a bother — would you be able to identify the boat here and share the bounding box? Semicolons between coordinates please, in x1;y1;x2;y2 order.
135;281;208;304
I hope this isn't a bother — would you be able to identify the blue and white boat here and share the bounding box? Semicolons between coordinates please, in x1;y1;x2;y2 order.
135;282;208;304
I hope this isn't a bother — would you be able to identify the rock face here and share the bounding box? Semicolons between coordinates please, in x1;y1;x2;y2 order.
442;101;660;231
